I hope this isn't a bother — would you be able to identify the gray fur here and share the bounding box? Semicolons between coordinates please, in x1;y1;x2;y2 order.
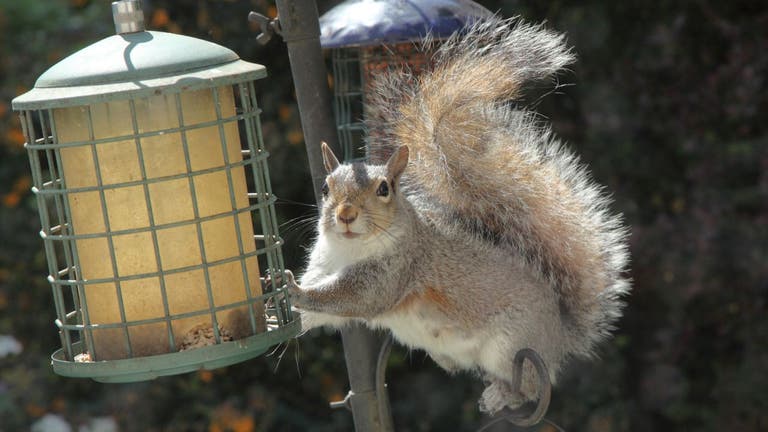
292;15;631;415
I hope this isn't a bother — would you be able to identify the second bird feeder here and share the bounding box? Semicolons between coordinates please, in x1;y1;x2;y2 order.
319;0;491;161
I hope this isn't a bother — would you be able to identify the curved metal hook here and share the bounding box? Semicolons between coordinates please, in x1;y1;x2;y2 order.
478;348;552;431
503;348;552;426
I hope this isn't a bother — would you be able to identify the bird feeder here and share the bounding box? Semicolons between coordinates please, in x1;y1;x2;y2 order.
11;0;299;382
319;0;491;161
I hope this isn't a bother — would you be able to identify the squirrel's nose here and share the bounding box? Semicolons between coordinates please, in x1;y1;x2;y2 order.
336;204;358;225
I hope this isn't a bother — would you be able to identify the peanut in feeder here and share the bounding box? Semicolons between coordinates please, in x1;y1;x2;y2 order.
11;0;298;382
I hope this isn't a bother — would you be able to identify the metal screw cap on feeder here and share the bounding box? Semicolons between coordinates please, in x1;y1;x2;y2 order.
319;0;492;162
11;0;299;383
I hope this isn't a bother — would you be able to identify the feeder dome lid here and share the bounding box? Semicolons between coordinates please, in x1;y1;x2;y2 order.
12;30;266;110
319;0;492;48
35;31;243;88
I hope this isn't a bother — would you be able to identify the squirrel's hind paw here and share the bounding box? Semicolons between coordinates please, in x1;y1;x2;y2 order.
479;379;526;415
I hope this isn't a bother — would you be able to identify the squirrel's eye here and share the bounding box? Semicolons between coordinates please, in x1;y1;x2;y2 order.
321;181;329;197
376;181;389;197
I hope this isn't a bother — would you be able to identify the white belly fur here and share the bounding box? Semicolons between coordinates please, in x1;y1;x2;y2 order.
372;309;484;371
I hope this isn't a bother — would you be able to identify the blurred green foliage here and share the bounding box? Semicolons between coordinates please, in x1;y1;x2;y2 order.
0;0;766;431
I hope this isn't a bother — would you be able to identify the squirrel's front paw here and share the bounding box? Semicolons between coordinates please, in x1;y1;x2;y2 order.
281;270;306;308
266;270;303;304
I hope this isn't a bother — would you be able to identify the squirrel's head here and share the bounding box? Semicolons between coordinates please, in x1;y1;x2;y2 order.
318;142;410;242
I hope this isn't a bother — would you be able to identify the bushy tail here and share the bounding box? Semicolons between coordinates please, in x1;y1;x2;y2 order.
366;16;630;355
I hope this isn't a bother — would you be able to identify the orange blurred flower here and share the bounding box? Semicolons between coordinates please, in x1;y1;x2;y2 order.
2;175;31;208
6;128;26;148
209;404;255;432
152;9;170;28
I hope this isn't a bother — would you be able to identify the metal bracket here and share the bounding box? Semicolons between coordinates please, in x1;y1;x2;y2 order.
330;390;354;411
330;334;393;416
248;12;282;45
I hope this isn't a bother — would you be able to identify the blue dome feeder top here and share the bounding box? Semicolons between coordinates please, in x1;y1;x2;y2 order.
319;0;492;48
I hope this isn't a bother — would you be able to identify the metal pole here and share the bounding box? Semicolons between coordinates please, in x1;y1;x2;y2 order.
259;1;394;430
271;0;339;201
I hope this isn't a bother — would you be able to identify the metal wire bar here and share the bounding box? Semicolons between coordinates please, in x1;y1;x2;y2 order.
244;95;293;323
238;82;273;278
40;200;270;241
333;49;360;161
46;244;271;287
232;83;263;333
48;108;83;355
46;108;87;359
86;104;133;359
251;86;290;323
173;91;222;345
242;81;290;325
52;132;94;361
32;144;264;196
23;110;73;360
128;98;176;351
56;294;276;331
25;110;261;151
212;85;259;336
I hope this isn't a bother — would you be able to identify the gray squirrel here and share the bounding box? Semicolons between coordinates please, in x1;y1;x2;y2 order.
283;16;630;414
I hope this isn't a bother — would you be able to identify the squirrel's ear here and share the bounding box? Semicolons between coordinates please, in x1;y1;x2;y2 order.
321;141;340;174
386;145;409;179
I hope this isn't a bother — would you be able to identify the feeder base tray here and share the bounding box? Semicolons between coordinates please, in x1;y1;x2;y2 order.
51;319;300;383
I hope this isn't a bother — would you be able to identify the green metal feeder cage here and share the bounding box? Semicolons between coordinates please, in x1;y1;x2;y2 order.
11;0;299;383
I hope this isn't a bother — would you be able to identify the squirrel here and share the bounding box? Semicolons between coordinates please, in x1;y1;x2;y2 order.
283;16;630;415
